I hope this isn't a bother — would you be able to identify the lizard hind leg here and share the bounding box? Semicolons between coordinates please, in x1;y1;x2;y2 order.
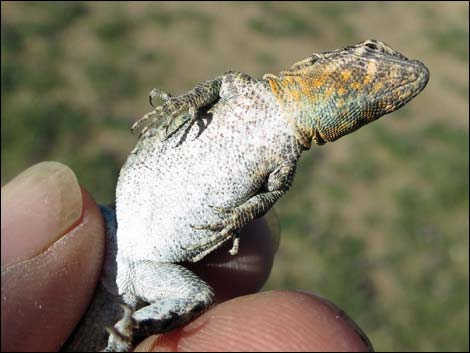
131;263;214;337
188;189;285;260
103;263;214;351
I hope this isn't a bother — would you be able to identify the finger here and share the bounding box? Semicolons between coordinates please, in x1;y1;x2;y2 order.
1;161;83;266
185;211;280;303
137;291;373;352
1;162;105;352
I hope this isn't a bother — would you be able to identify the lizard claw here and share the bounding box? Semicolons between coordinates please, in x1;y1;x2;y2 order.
149;88;173;107
132;88;177;136
131;107;162;134
208;204;232;214
190;222;223;231
103;304;136;352
191;204;240;232
229;235;240;255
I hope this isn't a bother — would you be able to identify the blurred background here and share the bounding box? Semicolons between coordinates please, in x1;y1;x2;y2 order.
1;2;468;351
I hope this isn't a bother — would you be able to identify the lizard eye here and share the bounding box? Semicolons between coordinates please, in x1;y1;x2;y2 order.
365;42;379;50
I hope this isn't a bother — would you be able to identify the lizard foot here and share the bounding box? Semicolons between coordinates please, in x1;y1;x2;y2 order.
188;189;286;260
131;88;173;135
103;304;136;352
189;206;245;258
149;87;173;107
132;89;198;138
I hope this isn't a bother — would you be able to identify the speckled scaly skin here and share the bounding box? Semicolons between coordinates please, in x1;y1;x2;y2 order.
64;40;429;351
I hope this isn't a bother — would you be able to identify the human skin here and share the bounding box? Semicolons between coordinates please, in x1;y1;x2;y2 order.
1;161;372;352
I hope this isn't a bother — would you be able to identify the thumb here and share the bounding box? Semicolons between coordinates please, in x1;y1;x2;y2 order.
1;162;105;351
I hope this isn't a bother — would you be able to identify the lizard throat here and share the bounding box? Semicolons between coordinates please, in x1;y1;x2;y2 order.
295;124;326;150
266;76;326;149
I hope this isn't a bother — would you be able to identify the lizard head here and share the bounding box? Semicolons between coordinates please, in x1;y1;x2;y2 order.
267;39;429;147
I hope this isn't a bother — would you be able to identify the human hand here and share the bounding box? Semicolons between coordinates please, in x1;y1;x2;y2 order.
1;162;372;351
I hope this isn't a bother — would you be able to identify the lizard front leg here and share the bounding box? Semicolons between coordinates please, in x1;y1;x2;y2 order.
189;162;297;262
131;75;224;138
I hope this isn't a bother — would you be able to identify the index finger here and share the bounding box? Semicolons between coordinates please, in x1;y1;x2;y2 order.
185;213;279;303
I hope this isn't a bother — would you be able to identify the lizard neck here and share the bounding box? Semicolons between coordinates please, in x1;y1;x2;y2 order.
265;75;326;150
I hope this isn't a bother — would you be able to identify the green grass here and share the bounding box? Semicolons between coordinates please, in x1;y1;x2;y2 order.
147;8;214;45
427;24;469;62
249;3;319;37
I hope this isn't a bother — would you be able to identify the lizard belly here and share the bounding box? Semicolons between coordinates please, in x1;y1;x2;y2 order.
115;99;296;263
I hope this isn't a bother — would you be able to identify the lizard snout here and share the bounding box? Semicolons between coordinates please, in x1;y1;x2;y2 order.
411;60;430;91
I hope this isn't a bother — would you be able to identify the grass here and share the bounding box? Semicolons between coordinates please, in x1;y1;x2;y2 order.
249;2;319;37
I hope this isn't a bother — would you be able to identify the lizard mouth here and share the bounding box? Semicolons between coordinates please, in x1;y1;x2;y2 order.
413;60;430;90
405;60;429;92
401;60;429;90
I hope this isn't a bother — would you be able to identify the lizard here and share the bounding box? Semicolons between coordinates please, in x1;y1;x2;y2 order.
64;39;429;351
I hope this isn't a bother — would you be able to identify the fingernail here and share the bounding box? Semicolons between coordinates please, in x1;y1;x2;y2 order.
304;291;375;352
1;162;82;266
331;304;374;352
